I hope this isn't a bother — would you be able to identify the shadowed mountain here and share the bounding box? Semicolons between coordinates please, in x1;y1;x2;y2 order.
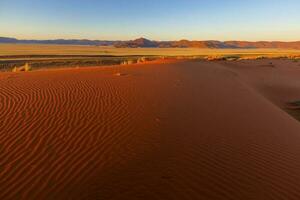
114;38;158;48
1;36;300;49
0;37;116;46
224;41;300;49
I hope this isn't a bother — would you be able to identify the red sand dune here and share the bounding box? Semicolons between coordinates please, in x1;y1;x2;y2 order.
1;60;300;199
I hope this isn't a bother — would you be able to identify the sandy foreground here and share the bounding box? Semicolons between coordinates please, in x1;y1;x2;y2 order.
1;59;300;199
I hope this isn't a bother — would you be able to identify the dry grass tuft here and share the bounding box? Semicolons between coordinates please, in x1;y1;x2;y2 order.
205;55;225;61
12;63;32;72
121;60;136;65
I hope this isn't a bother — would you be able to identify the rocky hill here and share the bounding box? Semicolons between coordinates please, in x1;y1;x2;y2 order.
1;36;300;49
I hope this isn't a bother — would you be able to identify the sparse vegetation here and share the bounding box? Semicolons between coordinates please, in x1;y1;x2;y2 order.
137;57;148;63
1;56;161;71
12;62;32;72
1;44;300;71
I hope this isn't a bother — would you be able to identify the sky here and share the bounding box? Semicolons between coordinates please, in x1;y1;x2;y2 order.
0;0;300;41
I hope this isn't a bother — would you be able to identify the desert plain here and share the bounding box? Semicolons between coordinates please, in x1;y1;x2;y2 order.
1;45;300;199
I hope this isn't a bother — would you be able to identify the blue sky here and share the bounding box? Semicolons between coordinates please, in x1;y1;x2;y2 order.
1;0;300;41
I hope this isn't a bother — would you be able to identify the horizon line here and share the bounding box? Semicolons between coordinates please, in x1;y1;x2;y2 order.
1;36;300;43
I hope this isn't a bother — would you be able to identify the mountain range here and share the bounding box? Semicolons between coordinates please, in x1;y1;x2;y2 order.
1;37;300;49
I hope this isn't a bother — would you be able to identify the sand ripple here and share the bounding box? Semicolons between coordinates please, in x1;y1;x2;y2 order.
1;61;300;199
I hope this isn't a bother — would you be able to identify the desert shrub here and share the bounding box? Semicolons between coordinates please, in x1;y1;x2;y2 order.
12;67;18;72
121;59;137;65
224;55;240;61
205;55;225;61
121;60;128;65
190;56;205;60
24;63;32;71
137;57;147;63
255;56;267;60
288;55;300;62
239;56;267;60
238;56;255;60
12;63;32;72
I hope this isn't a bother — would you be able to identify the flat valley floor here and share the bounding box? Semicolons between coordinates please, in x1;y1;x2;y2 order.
1;59;300;199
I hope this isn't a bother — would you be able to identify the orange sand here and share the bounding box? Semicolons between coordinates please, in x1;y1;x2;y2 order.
1;60;300;199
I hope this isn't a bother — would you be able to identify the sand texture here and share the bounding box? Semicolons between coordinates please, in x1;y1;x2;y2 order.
1;60;300;199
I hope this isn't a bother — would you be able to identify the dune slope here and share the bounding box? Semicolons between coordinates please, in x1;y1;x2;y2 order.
1;60;300;199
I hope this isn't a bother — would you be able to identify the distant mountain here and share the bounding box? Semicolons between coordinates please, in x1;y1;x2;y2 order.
0;37;19;43
1;36;300;49
114;38;158;48
224;41;300;49
162;40;228;48
0;37;116;46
